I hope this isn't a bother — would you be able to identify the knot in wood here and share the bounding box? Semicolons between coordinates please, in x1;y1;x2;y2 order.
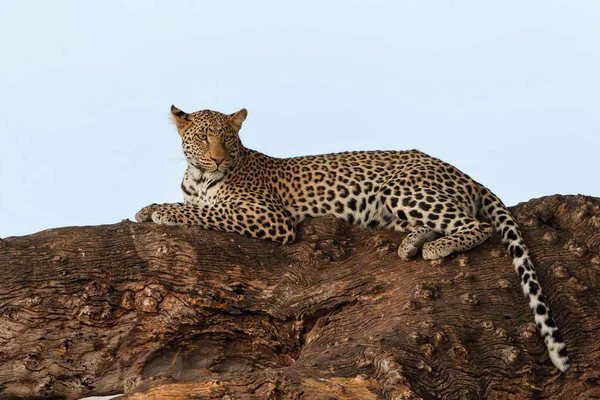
59;339;71;354
452;345;470;363
303;226;315;236
24;353;40;369
455;271;476;282
85;281;111;297
2;306;19;320
482;321;495;331
497;279;512;289
370;350;408;388
460;293;479;306
417;321;436;330
408;331;430;345
499;346;520;365
553;264;569;279
120;291;136;310
414;282;440;300
421;343;435;358
156;245;169;254
416;359;433;372
429;258;443;266
489;248;505;258
143;284;166;300
50;254;67;264
433;331;447;345
567;241;588;257
26;296;42;306
136;295;159;313
494;327;508;339
543;231;560;244
518;322;537;340
77;304;113;321
457;254;469;267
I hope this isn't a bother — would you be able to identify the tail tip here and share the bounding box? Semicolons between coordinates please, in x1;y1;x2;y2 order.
549;347;570;373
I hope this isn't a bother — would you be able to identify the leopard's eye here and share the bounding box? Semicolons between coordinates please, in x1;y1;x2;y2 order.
224;135;235;142
198;134;207;141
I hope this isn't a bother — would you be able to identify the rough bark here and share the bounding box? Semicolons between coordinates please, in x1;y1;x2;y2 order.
0;194;599;400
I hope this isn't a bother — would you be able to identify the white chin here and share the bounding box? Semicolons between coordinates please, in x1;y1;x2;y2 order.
206;170;225;179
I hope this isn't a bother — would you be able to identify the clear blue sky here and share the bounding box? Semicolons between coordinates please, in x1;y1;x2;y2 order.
1;1;599;238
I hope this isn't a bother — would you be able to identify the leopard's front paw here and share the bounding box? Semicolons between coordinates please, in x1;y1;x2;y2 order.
421;242;453;260
397;243;419;260
150;206;183;226
135;204;161;222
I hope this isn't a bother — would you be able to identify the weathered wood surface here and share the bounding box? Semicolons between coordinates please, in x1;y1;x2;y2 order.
0;195;599;399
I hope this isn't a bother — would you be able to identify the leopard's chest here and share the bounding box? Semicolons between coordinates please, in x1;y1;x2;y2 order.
182;168;226;207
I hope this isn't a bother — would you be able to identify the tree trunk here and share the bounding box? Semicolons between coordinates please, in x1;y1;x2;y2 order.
0;194;599;400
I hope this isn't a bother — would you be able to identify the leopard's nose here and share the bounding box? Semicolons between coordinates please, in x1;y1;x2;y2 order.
212;156;227;166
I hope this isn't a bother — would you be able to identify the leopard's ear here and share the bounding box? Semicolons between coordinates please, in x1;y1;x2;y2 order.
170;105;191;132
228;108;248;131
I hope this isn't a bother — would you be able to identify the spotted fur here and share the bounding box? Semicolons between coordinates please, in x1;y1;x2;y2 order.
136;106;569;372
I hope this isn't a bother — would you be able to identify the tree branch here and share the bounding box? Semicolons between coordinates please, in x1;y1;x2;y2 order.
0;195;599;399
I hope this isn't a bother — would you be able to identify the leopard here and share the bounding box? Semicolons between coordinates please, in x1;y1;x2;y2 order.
136;105;570;372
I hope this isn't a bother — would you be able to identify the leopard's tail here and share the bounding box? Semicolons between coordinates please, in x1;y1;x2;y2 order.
478;187;569;372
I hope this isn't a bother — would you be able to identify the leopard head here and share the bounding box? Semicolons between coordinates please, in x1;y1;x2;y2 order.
170;105;247;173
